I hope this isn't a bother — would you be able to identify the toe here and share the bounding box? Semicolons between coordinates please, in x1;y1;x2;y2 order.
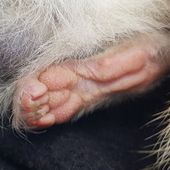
20;79;48;112
21;92;36;112
50;93;83;124
39;66;77;91
34;94;49;106
22;79;47;99
48;90;70;109
33;93;82;127
33;113;56;128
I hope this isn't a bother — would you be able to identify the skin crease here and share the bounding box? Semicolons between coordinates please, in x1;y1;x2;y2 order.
0;0;170;169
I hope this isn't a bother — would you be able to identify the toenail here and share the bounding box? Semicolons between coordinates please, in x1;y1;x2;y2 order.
20;92;39;112
34;94;49;105
38;113;56;126
36;105;50;116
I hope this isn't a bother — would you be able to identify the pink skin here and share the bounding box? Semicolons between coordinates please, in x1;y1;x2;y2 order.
16;45;165;129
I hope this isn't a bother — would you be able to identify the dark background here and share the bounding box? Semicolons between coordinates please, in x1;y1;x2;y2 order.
0;78;170;170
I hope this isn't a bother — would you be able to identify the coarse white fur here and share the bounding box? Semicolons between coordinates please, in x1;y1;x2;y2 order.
0;0;170;168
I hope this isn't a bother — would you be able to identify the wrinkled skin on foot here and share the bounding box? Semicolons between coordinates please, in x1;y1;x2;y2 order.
14;43;167;130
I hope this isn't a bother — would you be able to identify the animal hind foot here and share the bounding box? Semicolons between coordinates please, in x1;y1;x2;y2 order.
13;46;163;130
